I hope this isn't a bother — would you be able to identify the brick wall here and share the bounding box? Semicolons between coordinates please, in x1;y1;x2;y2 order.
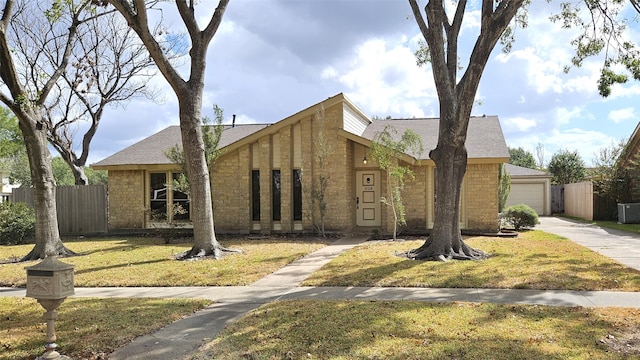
108;170;145;229
211;146;251;232
464;163;500;232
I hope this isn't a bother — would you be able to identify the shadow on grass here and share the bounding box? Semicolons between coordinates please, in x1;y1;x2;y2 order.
201;299;628;359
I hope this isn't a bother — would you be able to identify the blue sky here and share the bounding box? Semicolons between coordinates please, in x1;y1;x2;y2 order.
89;0;640;167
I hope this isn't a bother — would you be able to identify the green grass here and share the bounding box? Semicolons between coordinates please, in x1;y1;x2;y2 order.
190;300;640;360
0;296;211;360
3;230;640;359
302;231;640;291
592;220;640;234
0;236;330;287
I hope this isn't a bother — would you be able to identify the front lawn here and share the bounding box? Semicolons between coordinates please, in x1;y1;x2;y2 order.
0;236;330;287
191;299;640;360
302;231;640;291
0;296;210;360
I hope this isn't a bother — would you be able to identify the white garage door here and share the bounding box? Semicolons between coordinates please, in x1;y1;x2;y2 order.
506;183;544;215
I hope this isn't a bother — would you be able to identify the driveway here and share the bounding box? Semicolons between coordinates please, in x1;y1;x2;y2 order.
537;216;640;271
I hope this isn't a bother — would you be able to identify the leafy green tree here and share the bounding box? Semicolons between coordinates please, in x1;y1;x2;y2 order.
52;157;75;186
509;147;537;169
548;149;587;185
556;1;640;97
592;139;638;203
164;105;225;196
370;125;423;241
498;164;511;213
0;106;22;160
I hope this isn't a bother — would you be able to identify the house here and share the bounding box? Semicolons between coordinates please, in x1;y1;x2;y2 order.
503;163;552;216
0;171;18;203
92;93;510;235
619;121;640;202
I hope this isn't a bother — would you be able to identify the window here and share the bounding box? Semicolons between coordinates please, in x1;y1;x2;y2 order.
272;170;281;221
171;172;190;221
252;170;260;221
293;169;302;221
150;173;167;221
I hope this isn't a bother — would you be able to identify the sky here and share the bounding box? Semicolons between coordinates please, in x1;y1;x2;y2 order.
88;0;640;168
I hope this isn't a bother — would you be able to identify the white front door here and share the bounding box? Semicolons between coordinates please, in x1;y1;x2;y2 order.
356;171;381;227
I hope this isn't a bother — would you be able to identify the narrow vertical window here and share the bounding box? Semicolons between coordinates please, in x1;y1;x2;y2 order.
272;170;281;221
252;170;260;221
150;173;167;221
172;172;190;221
293;169;302;221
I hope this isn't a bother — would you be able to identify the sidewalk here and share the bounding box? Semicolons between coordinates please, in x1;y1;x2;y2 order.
3;219;640;359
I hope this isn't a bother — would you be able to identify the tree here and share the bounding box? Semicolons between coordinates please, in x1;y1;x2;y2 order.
164;105;225;230
406;0;526;261
535;142;545;169
498;163;511;213
509;147;537;169
0;0;109;260
108;0;231;259
304;105;333;237
592;139;637;203
556;0;640;97
548;149;587;185
370;125;423;241
45;9;158;185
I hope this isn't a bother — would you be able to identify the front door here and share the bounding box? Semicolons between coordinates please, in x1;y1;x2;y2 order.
356;171;381;227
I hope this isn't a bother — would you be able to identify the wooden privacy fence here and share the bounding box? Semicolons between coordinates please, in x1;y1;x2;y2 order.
13;185;108;235
563;181;593;221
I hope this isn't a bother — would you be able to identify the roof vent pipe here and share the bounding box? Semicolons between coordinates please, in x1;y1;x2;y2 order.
232;114;236;128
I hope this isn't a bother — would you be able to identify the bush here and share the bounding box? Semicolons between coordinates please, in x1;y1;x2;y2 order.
0;202;35;245
502;204;539;231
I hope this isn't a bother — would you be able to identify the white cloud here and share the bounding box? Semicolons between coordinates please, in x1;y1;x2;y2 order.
321;37;437;118
608;107;636;123
502;117;537;132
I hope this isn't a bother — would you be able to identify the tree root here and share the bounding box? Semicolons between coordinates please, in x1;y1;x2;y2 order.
176;245;243;261
404;237;488;261
19;245;77;262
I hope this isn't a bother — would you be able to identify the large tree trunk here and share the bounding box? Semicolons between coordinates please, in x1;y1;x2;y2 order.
18;114;74;261
406;114;486;261
175;87;224;259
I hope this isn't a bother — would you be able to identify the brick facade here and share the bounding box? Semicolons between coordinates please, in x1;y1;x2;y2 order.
101;97;503;235
107;170;145;229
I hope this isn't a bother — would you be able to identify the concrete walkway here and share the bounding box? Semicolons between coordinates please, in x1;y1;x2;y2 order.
536;216;640;271
3;218;640;359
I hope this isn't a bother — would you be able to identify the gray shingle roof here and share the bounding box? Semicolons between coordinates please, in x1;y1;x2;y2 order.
92;124;269;167
362;116;509;160
504;163;551;177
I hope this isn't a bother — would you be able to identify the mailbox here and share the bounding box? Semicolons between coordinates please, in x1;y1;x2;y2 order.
25;257;75;360
26;257;75;300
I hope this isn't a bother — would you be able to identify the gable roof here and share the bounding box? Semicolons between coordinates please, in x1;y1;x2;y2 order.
92;94;510;169
92;124;268;168
361;116;509;160
504;163;551;177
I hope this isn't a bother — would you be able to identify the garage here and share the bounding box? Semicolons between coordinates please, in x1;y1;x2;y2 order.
504;164;552;216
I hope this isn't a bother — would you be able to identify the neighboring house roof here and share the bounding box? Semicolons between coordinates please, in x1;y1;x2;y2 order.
504;163;551;178
361;116;509;160
92;94;509;168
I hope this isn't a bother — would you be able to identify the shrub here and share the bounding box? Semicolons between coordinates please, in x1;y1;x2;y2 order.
502;204;539;231
0;202;35;245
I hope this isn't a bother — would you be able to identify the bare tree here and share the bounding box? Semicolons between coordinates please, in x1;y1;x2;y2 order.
0;0;109;260
406;0;525;261
108;0;231;259
45;10;158;185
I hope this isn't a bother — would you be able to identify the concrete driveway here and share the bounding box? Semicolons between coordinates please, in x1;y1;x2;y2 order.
537;216;640;271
